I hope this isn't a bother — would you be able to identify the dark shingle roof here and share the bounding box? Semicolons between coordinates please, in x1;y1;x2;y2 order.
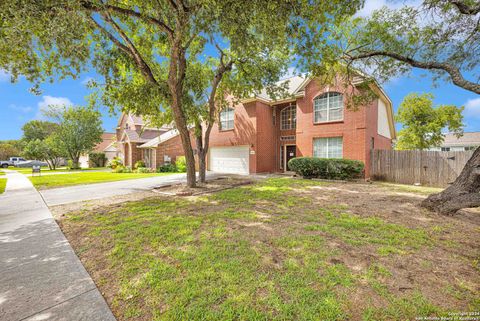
124;129;161;143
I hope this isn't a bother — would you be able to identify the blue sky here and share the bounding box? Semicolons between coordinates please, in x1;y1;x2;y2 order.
0;68;478;140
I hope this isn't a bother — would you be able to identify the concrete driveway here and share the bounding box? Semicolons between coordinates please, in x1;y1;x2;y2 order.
40;172;220;206
0;170;115;321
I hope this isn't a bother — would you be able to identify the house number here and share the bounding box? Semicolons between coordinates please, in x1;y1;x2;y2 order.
289;152;294;156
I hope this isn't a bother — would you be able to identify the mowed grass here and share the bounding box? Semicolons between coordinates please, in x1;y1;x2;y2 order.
58;178;468;321
13;166;107;174
0;178;6;194
29;171;175;189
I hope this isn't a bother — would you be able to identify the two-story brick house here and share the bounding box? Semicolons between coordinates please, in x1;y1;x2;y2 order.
206;76;395;176
117;75;396;177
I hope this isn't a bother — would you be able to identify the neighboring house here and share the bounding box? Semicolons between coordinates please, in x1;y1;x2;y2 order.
116;113;173;167
79;132;119;168
429;132;480;152
117;75;396;177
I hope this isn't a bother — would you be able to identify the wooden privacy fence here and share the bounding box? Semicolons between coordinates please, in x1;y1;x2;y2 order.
370;149;473;187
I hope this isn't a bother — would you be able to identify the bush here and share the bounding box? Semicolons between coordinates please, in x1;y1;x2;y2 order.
288;157;364;180
108;157;123;169
112;165;132;173
67;159;74;170
135;167;154;173
157;163;177;173
88;152;107;167
134;160;146;169
176;156;186;172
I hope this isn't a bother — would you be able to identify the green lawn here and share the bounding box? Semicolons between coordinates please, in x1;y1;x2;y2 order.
60;178;478;320
0;171;5;176
0;178;6;194
29;172;174;189
12;166;107;174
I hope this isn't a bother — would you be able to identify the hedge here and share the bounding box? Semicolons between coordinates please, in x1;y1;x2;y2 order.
288;157;364;180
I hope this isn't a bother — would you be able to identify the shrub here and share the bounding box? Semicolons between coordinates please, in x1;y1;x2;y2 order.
134;160;146;169
113;165;132;173
135;167;154;173
288;157;364;180
176;156;186;172
67;159;74;170
108;157;123;169
157;163;177;173
88;152;107;167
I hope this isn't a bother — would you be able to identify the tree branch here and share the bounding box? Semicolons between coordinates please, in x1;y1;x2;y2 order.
80;1;174;35
346;50;480;94
449;0;480;15
88;16;130;54
101;13;160;86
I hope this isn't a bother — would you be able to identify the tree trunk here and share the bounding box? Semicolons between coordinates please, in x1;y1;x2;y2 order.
167;33;196;187
421;146;480;214
195;122;207;183
72;157;80;169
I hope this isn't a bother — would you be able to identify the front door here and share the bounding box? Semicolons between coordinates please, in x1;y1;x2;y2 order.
285;145;296;171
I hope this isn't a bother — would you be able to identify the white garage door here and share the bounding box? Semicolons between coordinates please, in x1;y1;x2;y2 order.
209;146;249;175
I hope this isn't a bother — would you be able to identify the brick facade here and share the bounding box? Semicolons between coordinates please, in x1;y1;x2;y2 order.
207;78;394;177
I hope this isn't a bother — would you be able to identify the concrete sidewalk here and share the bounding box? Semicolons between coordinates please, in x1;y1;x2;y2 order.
0;170;115;321
40;172;219;206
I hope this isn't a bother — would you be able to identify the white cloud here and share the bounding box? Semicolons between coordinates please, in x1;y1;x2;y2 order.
0;69;11;82
8;104;33;113
464;97;480;118
36;95;73;119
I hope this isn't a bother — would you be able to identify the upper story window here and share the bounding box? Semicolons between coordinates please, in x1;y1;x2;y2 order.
314;92;343;123
281;105;296;130
220;107;234;130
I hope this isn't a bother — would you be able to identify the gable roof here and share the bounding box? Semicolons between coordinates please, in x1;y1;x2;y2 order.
117;112;173;131
138;129;180;148
245;75;396;139
94;133;116;152
121;129;162;143
442;132;480;147
256;76;307;101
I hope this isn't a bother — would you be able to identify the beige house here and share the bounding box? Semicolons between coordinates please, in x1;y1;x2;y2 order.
429;132;480;152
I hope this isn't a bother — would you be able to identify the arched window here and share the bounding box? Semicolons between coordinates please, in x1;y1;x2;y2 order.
313;92;343;123
280;105;296;130
220;107;234;130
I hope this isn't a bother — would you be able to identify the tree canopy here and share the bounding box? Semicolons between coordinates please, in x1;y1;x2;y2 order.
22;120;59;142
395;93;464;150
46;106;103;169
21;120;64;169
333;0;480;94
0;0;363;186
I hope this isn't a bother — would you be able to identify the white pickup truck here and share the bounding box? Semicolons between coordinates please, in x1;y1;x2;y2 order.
0;157;26;168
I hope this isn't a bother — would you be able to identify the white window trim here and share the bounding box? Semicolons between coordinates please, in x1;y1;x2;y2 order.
281;105;296;130
313;137;343;159
313;92;344;123
220;108;234;130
